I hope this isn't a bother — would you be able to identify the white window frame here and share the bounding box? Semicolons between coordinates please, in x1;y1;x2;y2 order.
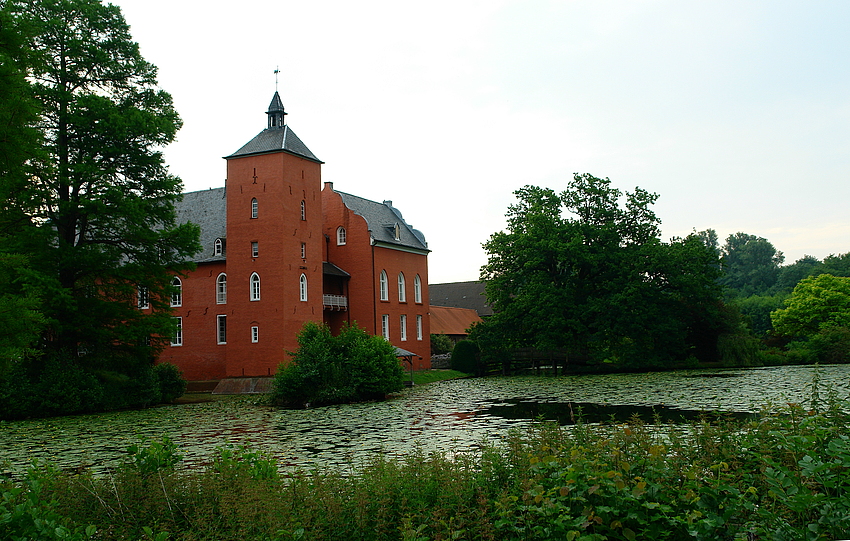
171;277;182;307
400;314;407;341
251;241;258;258
379;270;388;301
336;226;346;245
299;274;308;302
300;242;306;260
414;274;422;304
216;273;227;304
398;272;406;302
381;314;390;340
416;314;423;340
171;317;182;346
251;198;258;219
251;325;259;343
300;200;306;220
217;315;227;344
250;273;261;301
138;286;149;309
214;238;223;256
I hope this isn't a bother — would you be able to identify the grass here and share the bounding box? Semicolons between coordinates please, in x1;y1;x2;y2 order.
410;369;470;385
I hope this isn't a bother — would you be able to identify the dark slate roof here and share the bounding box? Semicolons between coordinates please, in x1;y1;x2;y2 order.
336;191;429;252
429;281;493;317
323;261;350;277
226;125;322;163
174;188;227;263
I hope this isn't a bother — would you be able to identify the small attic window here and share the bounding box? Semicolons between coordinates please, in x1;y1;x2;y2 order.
394;223;400;241
214;238;223;256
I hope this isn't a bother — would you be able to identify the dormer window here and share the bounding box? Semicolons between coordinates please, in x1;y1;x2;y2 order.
394;223;400;241
214;238;223;256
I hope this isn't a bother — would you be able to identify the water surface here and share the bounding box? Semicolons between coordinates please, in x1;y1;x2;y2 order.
2;365;846;477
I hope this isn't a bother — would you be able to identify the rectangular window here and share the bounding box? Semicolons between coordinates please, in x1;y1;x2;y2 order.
416;315;423;341
251;325;259;343
300;242;306;259
138;286;149;309
400;314;407;341
251;241;259;258
381;314;389;340
217;315;227;344
171;317;182;346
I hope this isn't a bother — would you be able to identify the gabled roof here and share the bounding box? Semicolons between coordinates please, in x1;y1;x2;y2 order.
226;125;322;163
430;305;483;336
429;281;493;317
174;188;227;263
336;191;429;253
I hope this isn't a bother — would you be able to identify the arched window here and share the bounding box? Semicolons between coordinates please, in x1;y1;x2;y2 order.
394;223;400;240
216;273;227;304
251;198;258;219
214;238;223;256
171;277;182;307
398;272;406;302
299;274;308;302
250;273;261;301
300;200;306;220
336;226;346;245
414;274;422;304
379;270;388;301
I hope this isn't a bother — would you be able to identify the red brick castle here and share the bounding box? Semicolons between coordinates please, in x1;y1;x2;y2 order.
156;92;431;381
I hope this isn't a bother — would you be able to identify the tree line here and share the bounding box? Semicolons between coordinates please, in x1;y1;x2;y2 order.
469;173;850;370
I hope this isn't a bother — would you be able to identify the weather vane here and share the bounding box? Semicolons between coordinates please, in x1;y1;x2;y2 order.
274;66;280;92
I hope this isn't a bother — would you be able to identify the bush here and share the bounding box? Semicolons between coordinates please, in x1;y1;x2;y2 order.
270;322;404;407
807;326;850;363
450;340;479;374
154;362;187;402
430;333;454;355
0;354;186;420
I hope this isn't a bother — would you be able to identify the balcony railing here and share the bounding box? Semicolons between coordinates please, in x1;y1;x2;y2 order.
323;294;348;311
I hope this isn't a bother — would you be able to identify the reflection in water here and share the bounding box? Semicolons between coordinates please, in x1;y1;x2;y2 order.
1;364;847;478
485;400;754;425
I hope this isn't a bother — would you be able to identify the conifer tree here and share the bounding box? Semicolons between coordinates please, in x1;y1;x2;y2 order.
0;0;199;371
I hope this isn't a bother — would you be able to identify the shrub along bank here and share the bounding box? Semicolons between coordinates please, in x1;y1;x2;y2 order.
4;386;850;540
0;359;186;420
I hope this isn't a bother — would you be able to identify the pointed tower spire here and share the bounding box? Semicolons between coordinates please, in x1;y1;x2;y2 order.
267;91;287;129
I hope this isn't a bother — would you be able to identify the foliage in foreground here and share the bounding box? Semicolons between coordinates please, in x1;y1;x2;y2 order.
5;388;850;540
270;322;405;407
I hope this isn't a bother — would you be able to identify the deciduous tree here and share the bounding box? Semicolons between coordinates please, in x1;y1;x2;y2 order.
479;174;725;368
771;274;850;338
720;233;784;297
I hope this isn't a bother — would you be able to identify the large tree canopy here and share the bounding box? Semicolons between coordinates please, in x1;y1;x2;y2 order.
771;274;850;338
478;173;725;368
720;232;784;298
0;0;199;368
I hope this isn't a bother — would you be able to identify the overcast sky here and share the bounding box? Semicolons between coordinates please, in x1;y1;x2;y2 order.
112;0;850;284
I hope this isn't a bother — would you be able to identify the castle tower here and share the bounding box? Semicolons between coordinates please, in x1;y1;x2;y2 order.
222;92;324;377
